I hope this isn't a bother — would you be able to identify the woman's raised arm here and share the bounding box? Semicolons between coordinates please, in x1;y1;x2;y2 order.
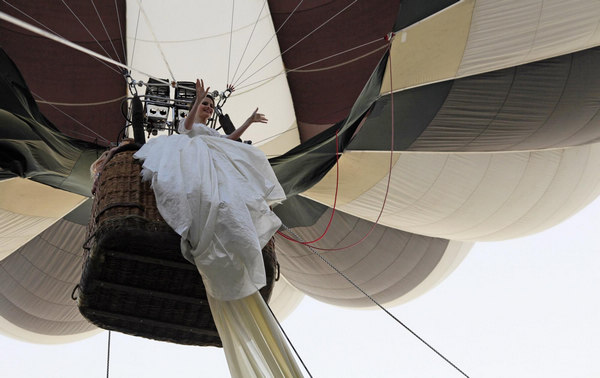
183;79;210;130
227;108;267;141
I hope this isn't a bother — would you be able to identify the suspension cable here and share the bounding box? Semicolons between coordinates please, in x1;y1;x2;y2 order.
106;330;111;378
280;225;470;378
235;39;386;92
232;0;305;87
1;1;124;77
263;297;313;378
90;0;123;63
134;0;176;82
60;0;118;62
230;0;268;85
33;95;127;107
226;0;235;85
113;0;127;63
129;3;142;66
235;0;358;88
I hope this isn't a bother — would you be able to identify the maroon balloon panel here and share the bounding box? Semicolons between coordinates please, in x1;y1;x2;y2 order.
268;0;401;141
0;1;127;146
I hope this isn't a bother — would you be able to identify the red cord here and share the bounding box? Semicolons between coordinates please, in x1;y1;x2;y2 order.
278;39;395;251
277;129;340;244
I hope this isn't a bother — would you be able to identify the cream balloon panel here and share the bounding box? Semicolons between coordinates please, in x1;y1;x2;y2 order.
274;207;473;308
1;220;87;319
0;178;86;260
126;0;299;155
0;210;58;261
383;0;600;94
457;0;600;77
325;144;600;241
0;219;97;342
0;317;100;345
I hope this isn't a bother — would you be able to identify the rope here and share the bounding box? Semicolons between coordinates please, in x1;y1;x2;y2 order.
33;95;127;107
234;38;386;92
106;330;111;378
280;225;470;378
129;3;142;66
1;1;123;77
288;43;388;73
231;0;305;88
61;0;118;62
90;0;123;63
276;130;340;245
128;15;271;44
113;0;127;63
230;0;268;85
235;0;358;88
226;0;235;85
263;298;313;378
134;0;176;82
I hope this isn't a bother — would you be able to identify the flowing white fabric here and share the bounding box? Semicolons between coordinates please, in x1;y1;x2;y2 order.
207;291;304;378
133;121;285;300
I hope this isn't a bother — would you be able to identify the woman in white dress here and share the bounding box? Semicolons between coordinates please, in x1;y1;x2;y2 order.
135;79;303;377
134;79;286;301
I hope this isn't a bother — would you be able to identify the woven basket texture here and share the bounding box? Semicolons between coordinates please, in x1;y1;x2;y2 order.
78;148;277;347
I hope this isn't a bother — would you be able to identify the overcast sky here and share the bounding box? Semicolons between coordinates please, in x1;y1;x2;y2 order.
2;196;599;378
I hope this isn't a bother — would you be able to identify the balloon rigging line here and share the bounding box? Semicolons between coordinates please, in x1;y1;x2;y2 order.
129;4;142;67
106;330;111;378
226;0;235;86
231;0;305;88
0;1;124;78
113;0;127;64
229;0;268;86
134;0;177;82
30;90;111;144
253;125;298;149
276;43;395;251
289;43;388;73
90;0;123;64
60;0;119;63
0;10;172;88
129;15;272;44
279;225;470;378
234;0;358;88
33;95;128;107
234;37;385;92
262;294;314;378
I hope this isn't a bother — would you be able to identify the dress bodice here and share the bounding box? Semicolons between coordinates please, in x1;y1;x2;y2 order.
180;121;223;138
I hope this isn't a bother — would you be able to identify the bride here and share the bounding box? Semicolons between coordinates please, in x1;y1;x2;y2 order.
134;78;286;301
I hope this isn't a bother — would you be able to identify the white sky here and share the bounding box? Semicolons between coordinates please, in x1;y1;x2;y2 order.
2;196;599;378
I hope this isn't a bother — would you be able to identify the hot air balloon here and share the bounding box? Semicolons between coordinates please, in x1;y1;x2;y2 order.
1;3;600;376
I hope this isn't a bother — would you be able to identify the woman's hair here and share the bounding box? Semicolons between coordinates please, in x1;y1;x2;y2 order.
188;92;215;111
90;138;135;178
90;151;110;178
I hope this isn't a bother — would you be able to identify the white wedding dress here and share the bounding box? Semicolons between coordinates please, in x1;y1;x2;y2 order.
133;120;286;301
134;120;303;377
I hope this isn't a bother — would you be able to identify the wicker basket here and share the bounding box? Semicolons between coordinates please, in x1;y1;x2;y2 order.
78;147;278;346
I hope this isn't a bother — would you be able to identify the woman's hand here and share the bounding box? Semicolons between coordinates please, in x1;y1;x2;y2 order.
226;108;268;141
196;79;210;101
248;108;267;124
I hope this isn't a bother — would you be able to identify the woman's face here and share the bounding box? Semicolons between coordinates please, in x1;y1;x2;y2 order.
198;96;215;119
